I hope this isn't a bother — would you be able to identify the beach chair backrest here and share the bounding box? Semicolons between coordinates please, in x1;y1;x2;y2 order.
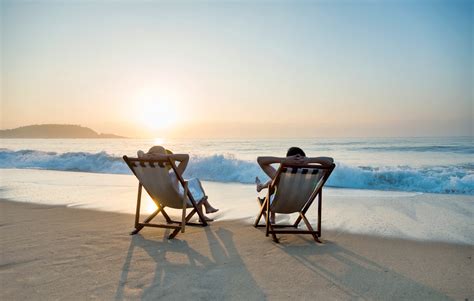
124;157;187;209
270;166;328;214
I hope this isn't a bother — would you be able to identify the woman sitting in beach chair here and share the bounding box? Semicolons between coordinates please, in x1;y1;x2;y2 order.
124;146;219;239
255;147;334;224
138;146;219;221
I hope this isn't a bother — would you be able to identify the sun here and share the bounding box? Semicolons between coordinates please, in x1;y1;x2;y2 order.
153;137;165;145
136;91;179;131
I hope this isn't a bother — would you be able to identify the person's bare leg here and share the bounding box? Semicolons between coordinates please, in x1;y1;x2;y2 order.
201;196;219;214
270;212;276;224
256;177;274;222
198;202;214;222
256;177;272;192
256;177;263;192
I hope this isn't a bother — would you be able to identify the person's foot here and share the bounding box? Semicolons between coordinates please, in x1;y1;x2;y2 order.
202;196;219;214
205;206;219;214
255;176;263;192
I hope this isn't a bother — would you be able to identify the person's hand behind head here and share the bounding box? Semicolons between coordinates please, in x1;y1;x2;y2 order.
284;155;308;166
296;155;309;165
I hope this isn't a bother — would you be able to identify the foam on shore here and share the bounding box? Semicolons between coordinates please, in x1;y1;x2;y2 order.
1;168;473;244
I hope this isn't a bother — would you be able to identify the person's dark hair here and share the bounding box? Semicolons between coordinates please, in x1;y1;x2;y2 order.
286;147;306;157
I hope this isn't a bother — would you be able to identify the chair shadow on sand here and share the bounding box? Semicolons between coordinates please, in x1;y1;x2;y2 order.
277;237;452;300
115;227;265;301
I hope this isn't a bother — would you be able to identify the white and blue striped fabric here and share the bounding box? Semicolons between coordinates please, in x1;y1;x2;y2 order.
270;167;325;214
131;161;204;209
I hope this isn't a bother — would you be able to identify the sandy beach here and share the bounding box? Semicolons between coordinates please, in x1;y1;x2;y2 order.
1;199;472;300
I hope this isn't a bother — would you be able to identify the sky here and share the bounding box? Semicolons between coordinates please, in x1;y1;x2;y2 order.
1;0;472;138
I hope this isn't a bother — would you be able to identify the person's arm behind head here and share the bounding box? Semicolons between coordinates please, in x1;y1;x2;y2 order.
170;154;189;176
137;152;190;176
257;156;285;179
305;156;334;166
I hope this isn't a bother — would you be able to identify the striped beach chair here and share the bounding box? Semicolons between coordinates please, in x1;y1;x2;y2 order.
254;163;335;243
123;156;208;239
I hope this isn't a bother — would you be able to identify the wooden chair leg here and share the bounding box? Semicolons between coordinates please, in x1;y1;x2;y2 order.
192;199;208;226
130;228;141;235
317;192;322;237
254;197;267;227
134;184;142;229
181;183;188;233
264;199;279;242
168;208;202;239
265;194;272;237
130;207;160;235
268;223;279;243
159;205;172;223
131;183;164;235
181;208;186;233
292;218;301;229
300;212;321;243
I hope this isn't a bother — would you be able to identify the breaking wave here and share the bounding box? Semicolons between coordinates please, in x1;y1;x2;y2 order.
0;149;473;195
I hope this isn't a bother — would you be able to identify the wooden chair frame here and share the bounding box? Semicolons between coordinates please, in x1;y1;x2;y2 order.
123;156;208;239
254;163;335;243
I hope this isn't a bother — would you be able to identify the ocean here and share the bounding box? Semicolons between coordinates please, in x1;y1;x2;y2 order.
1;137;473;195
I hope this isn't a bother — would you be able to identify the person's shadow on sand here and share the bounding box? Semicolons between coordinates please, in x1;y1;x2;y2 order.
277;237;451;300
115;227;265;301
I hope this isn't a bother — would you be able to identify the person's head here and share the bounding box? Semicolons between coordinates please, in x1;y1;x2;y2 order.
286;147;306;157
147;146;174;170
147;145;166;155
147;146;173;155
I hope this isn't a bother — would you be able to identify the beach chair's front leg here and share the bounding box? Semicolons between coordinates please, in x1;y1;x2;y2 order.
130;207;160;235
189;195;208;226
131;195;166;235
134;183;142;229
254;197;267;227
168;207;202;239
317;191;322;237
300;212;321;243
264;198;279;242
268;222;279;243
294;196;316;228
159;205;172;224
130;183;148;235
181;183;188;233
265;195;270;237
197;208;208;226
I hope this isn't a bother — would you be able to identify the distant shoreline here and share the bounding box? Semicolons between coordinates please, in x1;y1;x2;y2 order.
0;124;126;139
0;137;129;139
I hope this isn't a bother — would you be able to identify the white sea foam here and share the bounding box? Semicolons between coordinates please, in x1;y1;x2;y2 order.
1;169;473;244
1;149;473;195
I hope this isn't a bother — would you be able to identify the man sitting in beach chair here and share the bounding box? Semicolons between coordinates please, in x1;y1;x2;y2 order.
123;146;218;239
254;147;335;243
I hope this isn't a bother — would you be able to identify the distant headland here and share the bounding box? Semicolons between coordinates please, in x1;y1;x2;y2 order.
0;124;126;138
